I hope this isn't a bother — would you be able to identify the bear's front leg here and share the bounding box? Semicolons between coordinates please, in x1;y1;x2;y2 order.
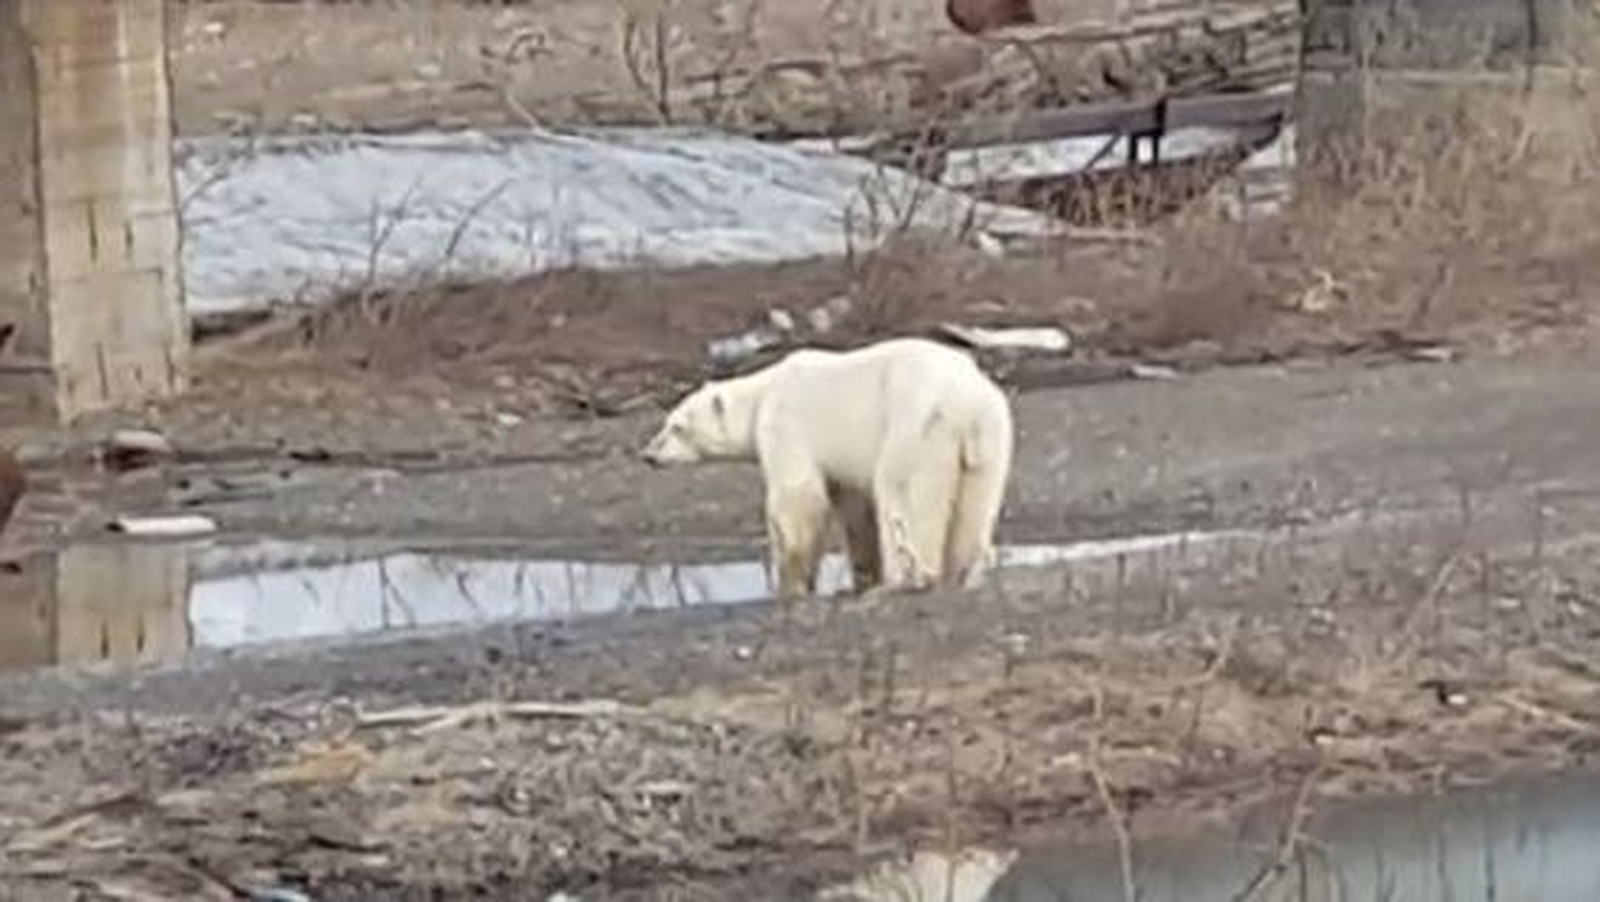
765;479;831;602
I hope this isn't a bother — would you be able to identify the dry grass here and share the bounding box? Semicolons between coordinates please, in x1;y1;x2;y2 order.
1149;44;1600;356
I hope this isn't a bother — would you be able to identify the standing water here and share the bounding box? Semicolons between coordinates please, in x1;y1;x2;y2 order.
0;529;1244;674
824;773;1600;901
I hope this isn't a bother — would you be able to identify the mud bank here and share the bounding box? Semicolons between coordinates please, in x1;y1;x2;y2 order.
4;490;1600;897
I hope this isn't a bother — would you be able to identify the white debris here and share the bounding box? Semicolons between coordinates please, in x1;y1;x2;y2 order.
103;429;176;471
107;514;220;538
937;322;1072;354
706;327;784;367
1130;363;1181;380
819;848;1018;902
807;295;854;334
1410;345;1458;363
767;308;797;333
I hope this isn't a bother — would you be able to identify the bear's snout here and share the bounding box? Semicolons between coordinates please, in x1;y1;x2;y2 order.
640;434;670;467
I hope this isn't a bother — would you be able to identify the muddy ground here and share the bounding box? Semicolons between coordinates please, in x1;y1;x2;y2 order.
5;345;1600;899
3;495;1600;899
0;196;1596;899
0;159;1598;902
2;4;1598;897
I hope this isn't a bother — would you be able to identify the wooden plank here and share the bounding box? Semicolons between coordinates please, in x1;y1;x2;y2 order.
1164;89;1294;130
866;87;1293;158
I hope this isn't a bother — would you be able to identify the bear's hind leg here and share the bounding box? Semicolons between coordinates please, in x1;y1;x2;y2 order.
873;427;960;593
766;475;831;602
829;484;881;594
945;391;1014;589
945;463;1008;589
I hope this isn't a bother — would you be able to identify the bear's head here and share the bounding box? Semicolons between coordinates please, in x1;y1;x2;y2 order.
641;383;745;466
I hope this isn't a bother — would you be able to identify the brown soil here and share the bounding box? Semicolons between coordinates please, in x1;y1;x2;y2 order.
1;6;1597;899
62;208;1587;474
3;509;1600;899
166;0;1130;137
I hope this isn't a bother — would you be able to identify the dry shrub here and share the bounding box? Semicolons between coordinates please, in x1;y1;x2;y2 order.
1141;23;1600;356
1298;77;1598;310
843;234;996;333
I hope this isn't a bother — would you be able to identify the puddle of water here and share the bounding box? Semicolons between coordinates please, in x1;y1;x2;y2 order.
0;529;1240;674
823;774;1600;901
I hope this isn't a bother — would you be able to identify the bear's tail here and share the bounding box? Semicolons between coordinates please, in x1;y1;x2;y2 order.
957;388;1013;473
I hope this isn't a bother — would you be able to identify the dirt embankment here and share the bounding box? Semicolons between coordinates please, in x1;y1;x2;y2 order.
4;502;1600;899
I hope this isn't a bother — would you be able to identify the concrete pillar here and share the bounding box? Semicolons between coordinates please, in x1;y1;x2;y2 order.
0;0;188;426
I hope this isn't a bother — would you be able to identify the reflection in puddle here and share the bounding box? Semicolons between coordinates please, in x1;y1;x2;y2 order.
189;531;1237;650
0;529;1236;673
821;848;1017;902
824;774;1600;902
0;544;191;673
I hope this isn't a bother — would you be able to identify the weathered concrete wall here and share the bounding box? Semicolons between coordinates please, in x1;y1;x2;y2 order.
1304;0;1585;69
0;0;188;425
1296;0;1587;184
0;1;52;423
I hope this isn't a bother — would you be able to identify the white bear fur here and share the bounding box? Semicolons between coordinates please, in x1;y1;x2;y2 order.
641;337;1014;600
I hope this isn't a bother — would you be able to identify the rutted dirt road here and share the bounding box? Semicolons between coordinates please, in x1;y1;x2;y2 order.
86;352;1600;556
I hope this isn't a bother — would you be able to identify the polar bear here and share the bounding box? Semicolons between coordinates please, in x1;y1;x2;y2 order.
641;337;1014;601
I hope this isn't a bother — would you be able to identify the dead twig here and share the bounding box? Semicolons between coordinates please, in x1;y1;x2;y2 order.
1495;693;1597;734
439;177;517;274
1385;552;1464;669
1085;741;1138;902
1170;614;1242;692
4;790;147;854
357;174;428;320
1229;762;1322;902
621;11;676;124
357;698;633;734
